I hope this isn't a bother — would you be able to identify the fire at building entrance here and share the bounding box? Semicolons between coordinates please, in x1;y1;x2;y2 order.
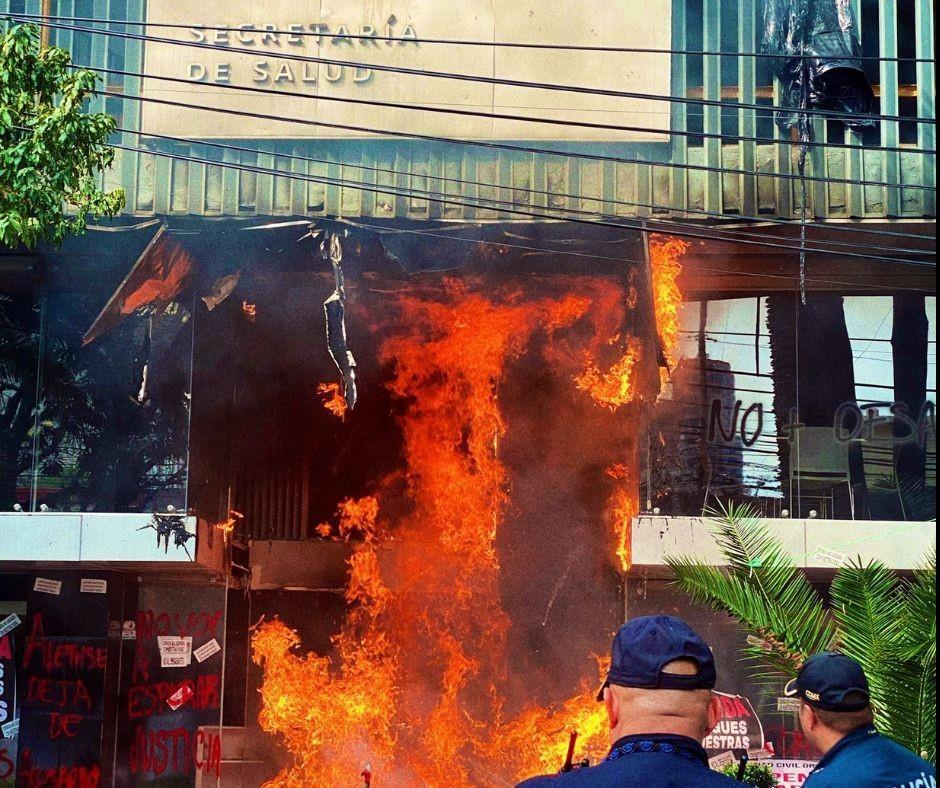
196;223;687;785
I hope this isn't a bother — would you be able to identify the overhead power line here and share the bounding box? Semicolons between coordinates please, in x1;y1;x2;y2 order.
117;124;935;259
63;52;930;160
103;91;939;247
82;61;933;159
87;69;937;194
78;135;935;270
10;12;936;64
319;220;934;293
11;15;939;127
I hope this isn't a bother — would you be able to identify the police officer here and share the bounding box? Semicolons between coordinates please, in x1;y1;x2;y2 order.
515;615;740;787
786;652;937;787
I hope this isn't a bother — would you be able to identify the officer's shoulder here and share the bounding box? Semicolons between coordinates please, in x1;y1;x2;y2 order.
870;732;936;770
515;773;585;787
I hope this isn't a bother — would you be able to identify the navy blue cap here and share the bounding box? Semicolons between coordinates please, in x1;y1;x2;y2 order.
596;615;717;701
785;652;871;712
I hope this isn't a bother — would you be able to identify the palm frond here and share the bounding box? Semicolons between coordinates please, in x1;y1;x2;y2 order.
896;548;937;761
667;504;936;762
899;547;937;664
830;559;913;746
667;501;834;677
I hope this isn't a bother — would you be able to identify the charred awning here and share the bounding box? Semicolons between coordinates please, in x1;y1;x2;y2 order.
309;217;648;276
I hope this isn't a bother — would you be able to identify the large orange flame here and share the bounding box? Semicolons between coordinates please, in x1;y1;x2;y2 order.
605;464;639;572
649;236;689;375
252;496;398;786
575;336;644;410
252;261;687;785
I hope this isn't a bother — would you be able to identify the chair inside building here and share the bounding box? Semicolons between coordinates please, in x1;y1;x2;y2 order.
789;426;856;520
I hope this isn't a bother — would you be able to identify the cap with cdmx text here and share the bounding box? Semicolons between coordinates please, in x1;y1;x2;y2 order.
785;651;871;711
596;615;717;701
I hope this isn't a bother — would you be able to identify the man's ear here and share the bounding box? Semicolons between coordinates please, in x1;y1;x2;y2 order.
706;693;722;731
604;687;619;730
799;701;818;732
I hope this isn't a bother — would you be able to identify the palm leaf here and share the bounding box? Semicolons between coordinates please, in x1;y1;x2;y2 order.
895;549;937;761
667;501;834;678
668;505;936;763
830;559;912;746
899;547;937;665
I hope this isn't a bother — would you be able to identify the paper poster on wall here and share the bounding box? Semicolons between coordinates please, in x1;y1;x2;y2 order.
193;638;221;663
80;579;108;594
157;636;193;668
32;578;61;595
704;692;765;754
0;629;17;784
708;751;736;770
166;683;195;711
765;759;817;787
777;697;802;713
0;615;20;639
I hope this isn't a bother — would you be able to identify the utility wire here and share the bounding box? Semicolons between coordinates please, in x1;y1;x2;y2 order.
98;128;932;263
87;66;930;160
326;220;934;292
12;16;938;127
11;12;935;63
118;124;935;259
6;17;932;156
101;94;938;246
86;69;938;194
91;136;936;271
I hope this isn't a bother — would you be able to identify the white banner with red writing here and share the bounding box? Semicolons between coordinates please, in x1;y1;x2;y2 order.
764;759;817;787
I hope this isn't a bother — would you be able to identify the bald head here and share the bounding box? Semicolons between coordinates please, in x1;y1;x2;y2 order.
604;660;721;743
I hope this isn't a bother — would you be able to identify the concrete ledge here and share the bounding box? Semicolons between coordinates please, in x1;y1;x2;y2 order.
632;516;936;571
0;512;197;564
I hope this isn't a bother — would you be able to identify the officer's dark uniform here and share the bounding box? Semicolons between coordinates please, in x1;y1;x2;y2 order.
514;615;739;788
785;652;937;788
803;724;936;788
516;732;739;787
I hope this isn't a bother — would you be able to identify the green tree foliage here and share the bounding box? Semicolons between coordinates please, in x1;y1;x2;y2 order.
667;502;937;762
718;762;778;786
0;23;123;248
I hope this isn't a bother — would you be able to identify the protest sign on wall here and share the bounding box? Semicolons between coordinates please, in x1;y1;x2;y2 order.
764;759;817;787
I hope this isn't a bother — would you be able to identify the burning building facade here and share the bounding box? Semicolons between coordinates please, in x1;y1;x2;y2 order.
0;0;936;785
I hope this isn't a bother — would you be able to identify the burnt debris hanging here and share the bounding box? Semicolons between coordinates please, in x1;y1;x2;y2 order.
762;0;875;132
322;231;359;411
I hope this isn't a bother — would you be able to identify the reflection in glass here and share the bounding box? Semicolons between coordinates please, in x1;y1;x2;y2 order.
645;295;936;521
1;240;194;514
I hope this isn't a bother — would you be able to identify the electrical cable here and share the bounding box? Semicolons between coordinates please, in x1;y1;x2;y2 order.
115;124;936;258
85;71;938;194
99;90;940;247
11;12;936;63
57;137;930;290
9;15;929;157
84;136;937;272
85;66;930;160
88;134;937;266
680;329;939;343
11;15;938;127
337;221;934;293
